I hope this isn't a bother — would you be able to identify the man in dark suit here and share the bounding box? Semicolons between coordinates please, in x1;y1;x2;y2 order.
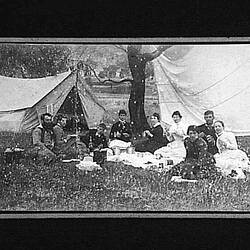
109;109;132;143
83;123;108;163
53;114;88;158
197;110;218;155
85;123;108;151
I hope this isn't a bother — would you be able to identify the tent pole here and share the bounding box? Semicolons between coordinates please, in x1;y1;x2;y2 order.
75;68;80;158
75;69;78;135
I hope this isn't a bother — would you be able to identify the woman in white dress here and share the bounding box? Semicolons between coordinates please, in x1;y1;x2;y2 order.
154;111;188;164
214;120;250;179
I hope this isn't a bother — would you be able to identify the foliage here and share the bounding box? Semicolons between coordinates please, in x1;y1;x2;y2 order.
0;44;71;78
0;44;153;80
69;45;154;80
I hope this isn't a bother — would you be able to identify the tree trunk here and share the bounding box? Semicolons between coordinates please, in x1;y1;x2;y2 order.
127;47;150;134
129;79;150;134
126;45;171;134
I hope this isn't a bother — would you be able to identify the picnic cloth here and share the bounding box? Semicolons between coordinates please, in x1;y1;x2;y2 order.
76;160;102;172
109;139;131;149
107;152;174;172
63;156;102;172
170;176;198;183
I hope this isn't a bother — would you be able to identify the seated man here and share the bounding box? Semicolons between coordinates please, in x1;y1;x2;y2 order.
53;114;68;155
32;113;56;163
85;123;108;152
109;109;132;143
197;110;218;155
53;114;88;159
84;123;108;163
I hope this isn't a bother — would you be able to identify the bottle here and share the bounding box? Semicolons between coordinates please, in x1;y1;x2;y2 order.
89;135;94;152
76;135;83;160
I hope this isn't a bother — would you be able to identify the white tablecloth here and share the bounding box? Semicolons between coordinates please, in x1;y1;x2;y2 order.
107;152;175;172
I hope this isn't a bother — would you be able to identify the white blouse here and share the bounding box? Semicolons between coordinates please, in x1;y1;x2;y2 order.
168;121;188;141
216;131;238;153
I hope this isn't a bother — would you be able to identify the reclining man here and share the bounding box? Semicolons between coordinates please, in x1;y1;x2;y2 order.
32;113;56;163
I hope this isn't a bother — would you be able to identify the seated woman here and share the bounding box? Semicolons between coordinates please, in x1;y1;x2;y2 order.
135;113;168;154
170;125;218;180
213;120;250;179
154;111;187;164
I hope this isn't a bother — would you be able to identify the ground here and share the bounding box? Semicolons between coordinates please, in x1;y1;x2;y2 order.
1;81;250;211
1;153;250;211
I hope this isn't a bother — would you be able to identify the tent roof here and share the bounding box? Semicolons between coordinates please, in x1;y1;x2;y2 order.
0;71;71;111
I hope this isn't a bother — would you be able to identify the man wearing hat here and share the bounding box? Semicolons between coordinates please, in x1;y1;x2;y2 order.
109;109;132;143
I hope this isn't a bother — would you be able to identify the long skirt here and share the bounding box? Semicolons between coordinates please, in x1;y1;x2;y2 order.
135;139;164;154
169;155;218;180
154;140;186;164
214;149;250;179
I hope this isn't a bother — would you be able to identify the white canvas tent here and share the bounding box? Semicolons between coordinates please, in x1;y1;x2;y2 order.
0;69;105;132
151;44;250;136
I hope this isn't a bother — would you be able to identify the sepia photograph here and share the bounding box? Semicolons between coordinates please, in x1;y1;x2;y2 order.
0;39;250;216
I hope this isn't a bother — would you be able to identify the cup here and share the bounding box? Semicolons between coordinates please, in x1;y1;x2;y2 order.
127;146;135;154
113;147;121;155
166;159;174;165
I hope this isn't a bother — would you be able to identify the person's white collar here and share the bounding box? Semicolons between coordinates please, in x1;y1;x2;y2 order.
173;120;182;126
119;119;126;123
217;131;224;137
153;122;161;128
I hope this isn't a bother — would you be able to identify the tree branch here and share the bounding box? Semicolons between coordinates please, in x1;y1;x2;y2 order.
84;63;133;85
114;45;128;53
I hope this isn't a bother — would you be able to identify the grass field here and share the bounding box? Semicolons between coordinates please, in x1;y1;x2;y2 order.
1;83;250;211
1;131;250;211
1;148;250;211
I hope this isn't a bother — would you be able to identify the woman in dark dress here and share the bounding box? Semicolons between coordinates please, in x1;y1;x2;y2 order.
170;125;218;180
135;113;168;153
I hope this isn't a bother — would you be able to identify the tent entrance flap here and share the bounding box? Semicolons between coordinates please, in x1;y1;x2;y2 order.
57;86;88;130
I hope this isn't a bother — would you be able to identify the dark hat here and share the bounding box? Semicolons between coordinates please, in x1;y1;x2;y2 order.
119;109;127;116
